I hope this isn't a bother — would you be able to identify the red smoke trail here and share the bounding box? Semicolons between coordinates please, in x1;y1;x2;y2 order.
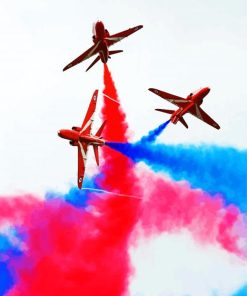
100;64;139;195
0;195;40;225
101;64;128;142
89;64;142;293
3;64;141;296
3;170;246;296
5;198;134;296
2;64;246;296
135;167;246;257
99;66;246;257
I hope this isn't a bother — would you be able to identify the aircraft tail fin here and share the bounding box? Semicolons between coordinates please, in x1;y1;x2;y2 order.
95;120;107;137
155;108;174;114
86;55;101;72
93;145;99;166
109;50;123;56
179;117;189;128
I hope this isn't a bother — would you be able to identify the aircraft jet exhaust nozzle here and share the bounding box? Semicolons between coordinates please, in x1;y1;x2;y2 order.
155;109;188;128
86;50;123;71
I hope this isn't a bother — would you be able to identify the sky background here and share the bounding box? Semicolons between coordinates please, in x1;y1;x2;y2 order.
0;1;246;295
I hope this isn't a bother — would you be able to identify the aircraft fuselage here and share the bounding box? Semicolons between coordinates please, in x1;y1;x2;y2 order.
189;87;210;105
93;21;110;63
171;87;210;124
58;129;105;146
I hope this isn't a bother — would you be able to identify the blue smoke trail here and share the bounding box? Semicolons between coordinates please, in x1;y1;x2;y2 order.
45;177;99;208
140;120;170;143
232;284;247;296
106;141;247;212
0;235;14;296
0;230;23;296
0;261;13;296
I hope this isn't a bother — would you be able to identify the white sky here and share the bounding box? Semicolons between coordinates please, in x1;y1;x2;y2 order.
0;0;246;194
130;231;247;296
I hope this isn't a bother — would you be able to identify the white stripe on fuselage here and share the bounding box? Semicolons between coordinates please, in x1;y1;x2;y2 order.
169;99;187;103
106;36;124;42
81;95;97;133
78;142;87;166
86;41;100;59
81;112;95;134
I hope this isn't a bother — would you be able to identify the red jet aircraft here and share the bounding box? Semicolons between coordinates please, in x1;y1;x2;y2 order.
149;87;220;129
58;90;106;188
63;21;143;72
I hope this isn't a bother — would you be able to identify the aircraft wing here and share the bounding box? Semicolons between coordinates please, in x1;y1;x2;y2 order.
189;105;220;129
63;42;100;71
80;90;98;134
149;88;188;108
105;25;143;46
77;142;88;188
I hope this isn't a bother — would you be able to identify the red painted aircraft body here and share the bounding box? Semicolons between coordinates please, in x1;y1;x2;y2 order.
149;87;220;129
58;90;106;188
63;21;143;72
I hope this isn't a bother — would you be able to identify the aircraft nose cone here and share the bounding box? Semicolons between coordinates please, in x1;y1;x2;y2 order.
58;130;62;137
